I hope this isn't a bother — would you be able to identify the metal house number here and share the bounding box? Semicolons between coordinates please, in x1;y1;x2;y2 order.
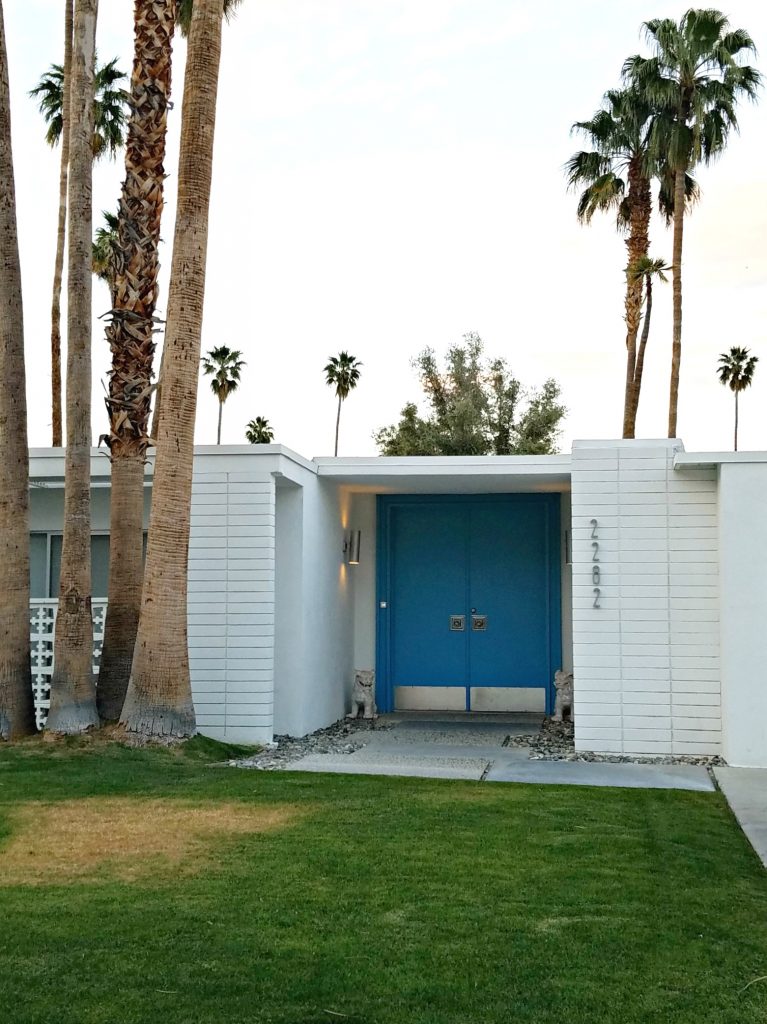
590;518;601;608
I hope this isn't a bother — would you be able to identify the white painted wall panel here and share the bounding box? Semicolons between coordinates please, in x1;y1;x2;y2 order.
571;441;721;757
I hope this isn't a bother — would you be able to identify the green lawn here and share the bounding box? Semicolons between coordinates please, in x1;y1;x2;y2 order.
1;739;766;1024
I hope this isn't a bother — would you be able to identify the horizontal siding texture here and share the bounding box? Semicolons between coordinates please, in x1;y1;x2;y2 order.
189;471;276;743
571;442;720;756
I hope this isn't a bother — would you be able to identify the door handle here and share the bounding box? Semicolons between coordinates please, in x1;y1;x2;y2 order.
471;614;487;631
449;615;465;631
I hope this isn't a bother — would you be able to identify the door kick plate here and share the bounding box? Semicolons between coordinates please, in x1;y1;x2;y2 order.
472;614;488;631
449;615;465;631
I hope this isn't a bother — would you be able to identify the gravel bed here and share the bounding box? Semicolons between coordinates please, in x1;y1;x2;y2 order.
230;715;725;771
232;718;388;770
521;718;726;767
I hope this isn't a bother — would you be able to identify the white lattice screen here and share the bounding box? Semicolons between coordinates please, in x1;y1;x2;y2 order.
29;600;108;729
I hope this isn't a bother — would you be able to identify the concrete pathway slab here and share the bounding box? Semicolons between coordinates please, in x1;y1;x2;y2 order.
485;759;714;791
287;754;489;781
714;767;767;867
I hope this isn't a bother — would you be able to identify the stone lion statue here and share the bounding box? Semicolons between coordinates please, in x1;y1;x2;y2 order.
347;670;376;720
552;669;574;722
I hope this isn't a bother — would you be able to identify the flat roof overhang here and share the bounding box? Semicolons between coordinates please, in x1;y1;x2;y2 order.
315;455;572;494
674;451;767;470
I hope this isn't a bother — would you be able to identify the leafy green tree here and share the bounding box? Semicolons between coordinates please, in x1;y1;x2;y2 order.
324;351;362;456
717;346;757;451
245;417;275;444
30;50;128;445
201;345;246;444
375;333;565;456
625;9;761;437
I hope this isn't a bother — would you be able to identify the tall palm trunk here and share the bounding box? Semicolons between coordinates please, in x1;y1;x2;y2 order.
98;0;175;721
0;0;36;739
334;395;341;456
150;342;165;441
629;271;654;430
734;391;739;452
621;158;650;439
668;166;685;438
46;0;99;734
49;0;74;447
121;0;224;738
217;399;222;444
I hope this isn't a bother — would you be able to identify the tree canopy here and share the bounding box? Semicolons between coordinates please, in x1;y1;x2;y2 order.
375;334;565;457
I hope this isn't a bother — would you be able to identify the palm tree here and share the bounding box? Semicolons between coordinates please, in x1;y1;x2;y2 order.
46;0;99;734
626;256;670;431
245;417;275;444
718;347;757;451
567;87;654;439
0;0;36;739
625;9;761;438
31;50;128;446
120;0;229;739
149;0;242;442
202;346;246;444
324;352;362;455
96;0;176;722
91;209;120;303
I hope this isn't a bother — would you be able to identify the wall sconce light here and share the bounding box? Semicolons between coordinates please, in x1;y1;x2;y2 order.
344;530;361;565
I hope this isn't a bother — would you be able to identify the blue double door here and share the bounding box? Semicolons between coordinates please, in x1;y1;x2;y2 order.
377;495;561;713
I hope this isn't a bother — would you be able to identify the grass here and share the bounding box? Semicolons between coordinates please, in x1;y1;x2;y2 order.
0;739;766;1024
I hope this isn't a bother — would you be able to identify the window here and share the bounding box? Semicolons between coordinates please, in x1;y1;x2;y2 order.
29;533;147;599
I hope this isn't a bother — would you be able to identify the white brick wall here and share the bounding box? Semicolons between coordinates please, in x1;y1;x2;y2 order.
189;470;276;745
571;441;720;756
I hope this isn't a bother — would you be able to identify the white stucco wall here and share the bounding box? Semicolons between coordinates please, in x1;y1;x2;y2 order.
350;492;377;674
717;460;767;767
272;471;355;737
571;440;721;757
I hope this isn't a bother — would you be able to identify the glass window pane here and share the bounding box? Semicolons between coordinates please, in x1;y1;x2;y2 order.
49;535;62;598
91;535;110;598
30;534;48;599
49;534;111;599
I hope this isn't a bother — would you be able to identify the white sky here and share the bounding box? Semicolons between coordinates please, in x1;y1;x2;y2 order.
5;0;767;457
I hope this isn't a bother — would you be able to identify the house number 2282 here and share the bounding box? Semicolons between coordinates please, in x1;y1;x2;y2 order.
590;518;601;608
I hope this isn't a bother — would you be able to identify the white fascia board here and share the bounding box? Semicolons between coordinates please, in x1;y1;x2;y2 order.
674;451;767;470
572;438;683;450
28;444;318;488
315;454;571;477
312;455;572;494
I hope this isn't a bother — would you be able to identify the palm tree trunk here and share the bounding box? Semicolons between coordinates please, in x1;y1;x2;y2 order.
98;0;175;717
334;395;341;456
734;390;739;452
150;343;165;442
121;0;224;738
49;0;74;447
668;167;685;438
621;163;650;440
46;0;99;734
629;274;653;431
97;454;145;719
0;0;36;739
217;399;222;444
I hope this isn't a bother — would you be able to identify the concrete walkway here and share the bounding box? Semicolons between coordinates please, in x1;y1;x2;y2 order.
714;767;767;867
288;714;714;792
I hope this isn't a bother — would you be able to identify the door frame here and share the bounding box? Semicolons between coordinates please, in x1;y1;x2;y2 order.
375;493;562;714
